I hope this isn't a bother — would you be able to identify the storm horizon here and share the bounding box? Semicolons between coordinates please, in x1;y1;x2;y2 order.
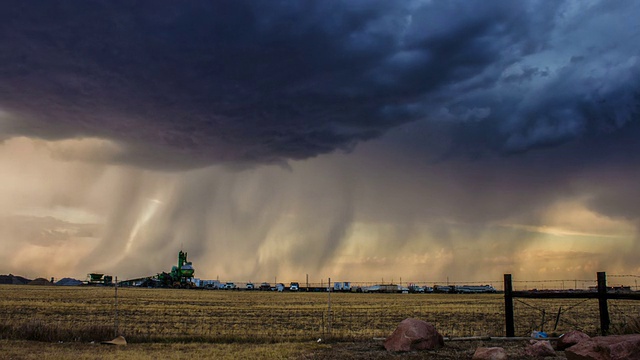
1;1;639;285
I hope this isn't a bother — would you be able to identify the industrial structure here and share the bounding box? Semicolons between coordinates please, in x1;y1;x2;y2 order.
156;250;195;288
121;250;196;288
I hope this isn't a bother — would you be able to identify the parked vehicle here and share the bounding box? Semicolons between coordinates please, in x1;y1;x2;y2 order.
433;285;454;293
259;282;271;291
224;282;236;290
202;280;223;290
364;284;402;293
363;285;380;293
246;282;254;290
333;282;351;292
456;285;497;294
289;282;299;291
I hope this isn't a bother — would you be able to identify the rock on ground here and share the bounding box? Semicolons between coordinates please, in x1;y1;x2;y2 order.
525;340;556;357
565;334;640;360
472;347;507;360
384;318;444;352
556;330;590;351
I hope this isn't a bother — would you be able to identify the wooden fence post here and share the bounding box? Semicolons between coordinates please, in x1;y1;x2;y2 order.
597;271;610;335
504;274;515;337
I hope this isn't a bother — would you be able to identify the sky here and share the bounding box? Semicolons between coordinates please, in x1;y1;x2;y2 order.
1;1;640;286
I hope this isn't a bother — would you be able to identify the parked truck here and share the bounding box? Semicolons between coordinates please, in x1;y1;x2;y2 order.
333;282;351;292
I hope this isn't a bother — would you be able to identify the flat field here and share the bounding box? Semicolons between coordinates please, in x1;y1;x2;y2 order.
1;285;637;345
1;285;506;342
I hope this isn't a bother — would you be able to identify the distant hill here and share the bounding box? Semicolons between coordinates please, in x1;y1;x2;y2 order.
0;274;31;285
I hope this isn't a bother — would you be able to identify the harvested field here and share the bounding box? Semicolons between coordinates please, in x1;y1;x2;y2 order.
1;285;506;342
0;285;637;346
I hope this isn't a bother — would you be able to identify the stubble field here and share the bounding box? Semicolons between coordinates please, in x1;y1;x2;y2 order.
1;285;507;343
1;285;638;359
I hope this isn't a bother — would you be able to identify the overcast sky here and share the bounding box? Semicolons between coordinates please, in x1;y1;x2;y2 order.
1;1;639;286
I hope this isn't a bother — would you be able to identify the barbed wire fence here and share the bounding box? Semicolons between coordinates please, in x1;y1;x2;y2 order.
507;273;640;337
2;274;640;343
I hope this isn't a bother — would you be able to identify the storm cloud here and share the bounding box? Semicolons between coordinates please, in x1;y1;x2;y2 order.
1;1;640;283
1;1;638;168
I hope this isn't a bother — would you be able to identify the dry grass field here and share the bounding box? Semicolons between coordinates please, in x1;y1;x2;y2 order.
0;285;507;342
1;284;639;358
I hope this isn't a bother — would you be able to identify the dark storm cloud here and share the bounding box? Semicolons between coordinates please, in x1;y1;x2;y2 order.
0;1;639;168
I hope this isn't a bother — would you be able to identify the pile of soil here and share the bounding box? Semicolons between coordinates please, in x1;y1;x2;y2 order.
55;278;83;286
28;278;53;286
0;274;31;285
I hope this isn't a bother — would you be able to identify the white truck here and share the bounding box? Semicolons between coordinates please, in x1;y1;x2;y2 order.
333;281;351;292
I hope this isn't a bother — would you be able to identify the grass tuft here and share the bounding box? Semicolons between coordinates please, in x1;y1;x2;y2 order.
611;315;640;335
6;320;114;342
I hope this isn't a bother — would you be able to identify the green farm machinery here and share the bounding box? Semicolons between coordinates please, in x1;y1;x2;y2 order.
156;250;196;288
86;273;113;286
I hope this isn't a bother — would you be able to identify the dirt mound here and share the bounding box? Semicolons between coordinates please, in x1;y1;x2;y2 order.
28;278;53;286
56;278;83;286
0;274;31;285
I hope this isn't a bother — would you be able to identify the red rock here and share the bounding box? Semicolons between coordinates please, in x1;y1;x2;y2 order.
565;334;640;360
557;330;590;350
472;347;507;360
525;340;556;357
383;318;444;352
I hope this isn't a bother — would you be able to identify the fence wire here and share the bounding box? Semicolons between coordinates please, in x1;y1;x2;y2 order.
512;298;600;336
0;286;504;342
2;280;639;343
509;273;640;337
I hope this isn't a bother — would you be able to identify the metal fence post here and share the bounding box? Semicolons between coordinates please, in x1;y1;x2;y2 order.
114;276;119;337
597;271;610;335
328;277;332;338
504;274;515;337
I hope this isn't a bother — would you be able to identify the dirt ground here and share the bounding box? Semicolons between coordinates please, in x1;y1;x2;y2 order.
0;339;569;360
304;339;568;359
